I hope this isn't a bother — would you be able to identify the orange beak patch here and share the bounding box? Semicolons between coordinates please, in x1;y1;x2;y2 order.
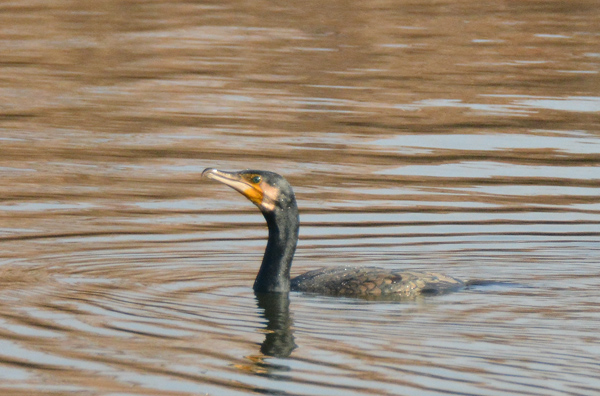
241;184;264;207
203;168;275;210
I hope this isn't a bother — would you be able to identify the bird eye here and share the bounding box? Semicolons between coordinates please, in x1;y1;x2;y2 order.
251;175;262;184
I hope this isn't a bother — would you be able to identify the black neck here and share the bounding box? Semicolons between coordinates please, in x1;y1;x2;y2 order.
253;202;299;293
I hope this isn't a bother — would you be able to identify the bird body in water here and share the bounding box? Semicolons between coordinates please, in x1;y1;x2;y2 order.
202;168;465;298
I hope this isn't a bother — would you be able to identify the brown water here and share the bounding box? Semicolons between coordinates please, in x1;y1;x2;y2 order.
1;1;600;395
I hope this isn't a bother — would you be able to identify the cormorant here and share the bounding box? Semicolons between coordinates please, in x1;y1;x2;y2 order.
202;168;465;298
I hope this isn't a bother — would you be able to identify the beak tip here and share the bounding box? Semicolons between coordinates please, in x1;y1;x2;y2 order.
202;168;217;179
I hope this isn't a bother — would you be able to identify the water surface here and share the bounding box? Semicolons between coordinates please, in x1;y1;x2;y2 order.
0;1;599;395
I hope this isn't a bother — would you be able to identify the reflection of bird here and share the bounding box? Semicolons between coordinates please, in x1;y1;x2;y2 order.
203;168;464;298
255;292;295;357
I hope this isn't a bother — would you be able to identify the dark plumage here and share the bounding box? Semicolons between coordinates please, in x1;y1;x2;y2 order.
202;168;464;298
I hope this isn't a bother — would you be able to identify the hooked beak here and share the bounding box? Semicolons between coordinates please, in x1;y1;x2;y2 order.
202;168;264;207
